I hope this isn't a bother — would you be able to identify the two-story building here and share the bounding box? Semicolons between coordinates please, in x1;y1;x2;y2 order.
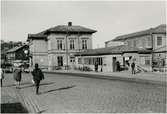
6;44;29;67
27;22;97;70
110;24;166;71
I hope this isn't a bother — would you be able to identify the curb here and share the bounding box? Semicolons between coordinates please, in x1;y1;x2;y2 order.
44;71;167;86
14;87;40;113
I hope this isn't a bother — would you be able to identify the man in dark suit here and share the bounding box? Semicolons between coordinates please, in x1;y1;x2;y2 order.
31;63;44;95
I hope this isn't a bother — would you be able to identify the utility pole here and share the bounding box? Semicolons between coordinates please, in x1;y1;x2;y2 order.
66;31;68;70
150;29;154;72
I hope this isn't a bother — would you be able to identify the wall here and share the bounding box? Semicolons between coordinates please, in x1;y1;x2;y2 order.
29;39;48;67
124;35;152;49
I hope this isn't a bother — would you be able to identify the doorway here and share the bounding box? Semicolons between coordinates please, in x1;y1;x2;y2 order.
113;57;117;72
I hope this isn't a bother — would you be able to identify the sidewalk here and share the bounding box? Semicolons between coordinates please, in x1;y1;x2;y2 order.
1;86;28;113
44;70;167;86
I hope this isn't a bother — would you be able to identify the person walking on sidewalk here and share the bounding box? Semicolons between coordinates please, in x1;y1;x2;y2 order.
131;62;135;74
13;66;22;89
31;63;44;95
0;68;4;87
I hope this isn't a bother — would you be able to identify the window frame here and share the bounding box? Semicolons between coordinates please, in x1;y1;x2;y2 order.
157;36;162;46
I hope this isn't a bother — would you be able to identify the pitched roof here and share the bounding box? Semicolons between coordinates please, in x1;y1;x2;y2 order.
27;30;47;41
46;25;97;34
75;45;152;56
27;24;97;40
7;45;28;53
112;24;166;41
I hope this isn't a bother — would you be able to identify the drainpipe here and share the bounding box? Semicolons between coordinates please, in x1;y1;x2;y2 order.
150;29;154;72
66;31;68;70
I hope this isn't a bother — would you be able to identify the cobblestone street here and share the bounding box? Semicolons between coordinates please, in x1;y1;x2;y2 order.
1;73;166;113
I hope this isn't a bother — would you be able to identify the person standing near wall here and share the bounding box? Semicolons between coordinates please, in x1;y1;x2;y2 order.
31;63;44;95
116;61;120;72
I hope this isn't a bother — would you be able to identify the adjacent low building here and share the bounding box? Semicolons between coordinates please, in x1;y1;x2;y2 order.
75;45;152;72
75;24;166;72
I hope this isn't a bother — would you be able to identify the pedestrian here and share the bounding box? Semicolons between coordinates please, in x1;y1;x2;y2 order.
31;63;44;95
116;61;120;72
13;66;22;89
94;61;98;72
131;62;135;74
0;68;4;87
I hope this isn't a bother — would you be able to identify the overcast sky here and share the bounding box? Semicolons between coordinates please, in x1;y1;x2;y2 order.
1;0;166;48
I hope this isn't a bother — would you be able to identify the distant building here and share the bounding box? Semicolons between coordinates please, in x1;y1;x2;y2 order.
27;22;97;70
111;24;166;71
6;44;29;67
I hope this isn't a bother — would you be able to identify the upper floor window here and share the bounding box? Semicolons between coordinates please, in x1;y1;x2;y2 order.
157;36;162;46
70;40;75;50
82;39;87;49
147;37;151;47
57;40;63;50
142;39;146;48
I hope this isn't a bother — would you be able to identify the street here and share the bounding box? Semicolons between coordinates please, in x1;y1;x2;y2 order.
1;72;166;113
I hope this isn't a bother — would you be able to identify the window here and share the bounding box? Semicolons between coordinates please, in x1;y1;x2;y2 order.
145;56;150;65
57;56;63;66
82;39;87;49
70;40;75;50
57;40;63;50
128;41;132;47
157;36;162;46
142;39;146;48
70;57;75;63
147;37;151;47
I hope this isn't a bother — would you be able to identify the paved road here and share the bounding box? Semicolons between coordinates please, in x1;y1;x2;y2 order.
2;73;166;113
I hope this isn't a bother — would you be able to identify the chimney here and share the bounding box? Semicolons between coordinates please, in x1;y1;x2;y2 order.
68;22;72;26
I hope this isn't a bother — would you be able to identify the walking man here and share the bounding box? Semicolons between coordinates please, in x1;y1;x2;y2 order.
131;62;135;74
13;66;22;89
31;63;44;95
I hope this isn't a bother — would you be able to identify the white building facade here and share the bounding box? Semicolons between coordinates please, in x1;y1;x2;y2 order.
28;22;96;70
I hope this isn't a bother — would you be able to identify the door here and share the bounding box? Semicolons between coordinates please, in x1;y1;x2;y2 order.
113;57;117;72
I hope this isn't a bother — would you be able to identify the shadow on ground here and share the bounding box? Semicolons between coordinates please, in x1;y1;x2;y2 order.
39;85;76;95
3;82;32;87
20;82;55;89
1;102;28;113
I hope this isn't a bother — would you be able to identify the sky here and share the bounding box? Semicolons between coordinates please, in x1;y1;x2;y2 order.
1;0;166;48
